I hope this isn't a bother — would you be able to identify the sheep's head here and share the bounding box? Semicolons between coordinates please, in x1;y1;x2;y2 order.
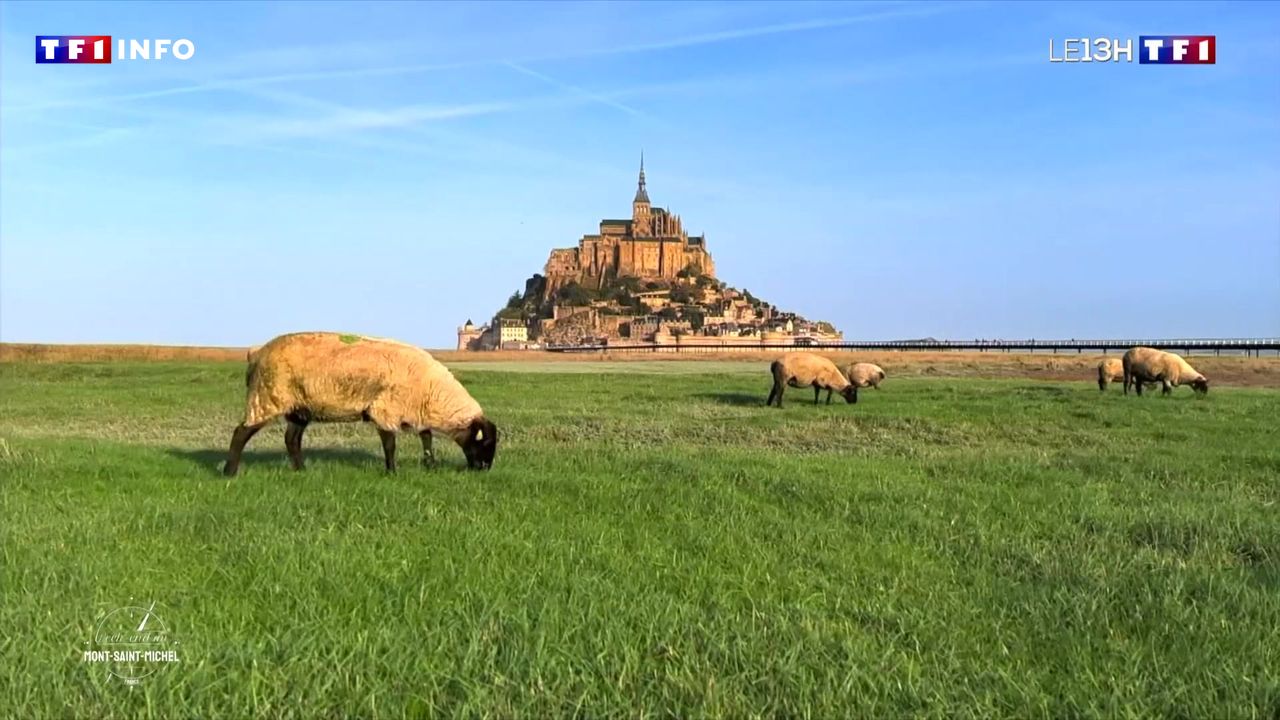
1191;376;1209;395
840;386;858;404
459;418;499;469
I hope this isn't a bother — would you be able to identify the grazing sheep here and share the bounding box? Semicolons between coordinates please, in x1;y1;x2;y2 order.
766;354;857;407
224;332;498;476
1122;346;1209;396
1098;357;1157;392
1097;358;1124;391
843;362;886;403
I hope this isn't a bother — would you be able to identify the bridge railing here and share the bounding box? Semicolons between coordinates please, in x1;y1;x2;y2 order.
544;338;1280;356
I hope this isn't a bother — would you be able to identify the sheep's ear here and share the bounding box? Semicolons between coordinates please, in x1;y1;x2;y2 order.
469;419;494;443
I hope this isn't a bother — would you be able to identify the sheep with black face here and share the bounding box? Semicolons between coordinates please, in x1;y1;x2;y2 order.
224;332;498;475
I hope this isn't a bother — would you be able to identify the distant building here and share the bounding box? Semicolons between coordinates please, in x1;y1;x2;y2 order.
457;154;842;350
543;156;715;294
635;290;671;310
629;315;661;340
498;318;528;345
456;319;486;351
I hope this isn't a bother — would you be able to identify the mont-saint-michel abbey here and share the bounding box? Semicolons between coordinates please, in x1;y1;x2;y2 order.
543;158;715;292
459;159;840;350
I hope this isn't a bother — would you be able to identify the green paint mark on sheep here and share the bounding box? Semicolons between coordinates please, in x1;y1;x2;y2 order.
339;334;361;344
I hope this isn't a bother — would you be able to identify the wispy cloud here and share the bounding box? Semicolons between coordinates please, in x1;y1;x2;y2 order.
238;100;518;140
0;3;973;166
504;62;645;118
3;127;135;155
818;51;1038;86
3;4;954;115
542;4;951;60
1;61;478;114
217;85;629;179
5;48;1029;160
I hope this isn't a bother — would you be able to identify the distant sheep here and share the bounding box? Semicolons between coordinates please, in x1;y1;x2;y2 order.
767;354;856;407
1098;357;1157;392
224;332;498;475
843;362;886;402
1097;358;1123;391
1122;346;1209;396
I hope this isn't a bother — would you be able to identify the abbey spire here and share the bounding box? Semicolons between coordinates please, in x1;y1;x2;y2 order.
634;152;650;204
632;151;652;235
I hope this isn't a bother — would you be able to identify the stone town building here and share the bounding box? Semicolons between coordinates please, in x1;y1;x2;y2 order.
497;318;529;346
457;317;532;350
457;319;485;351
544;157;715;293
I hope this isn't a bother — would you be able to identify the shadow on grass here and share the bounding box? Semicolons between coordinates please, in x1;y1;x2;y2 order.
166;447;384;475
695;391;771;407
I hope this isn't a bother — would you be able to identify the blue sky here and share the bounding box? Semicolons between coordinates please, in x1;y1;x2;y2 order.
1;1;1277;347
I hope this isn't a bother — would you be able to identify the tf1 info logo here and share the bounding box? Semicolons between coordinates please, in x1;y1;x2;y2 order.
1049;36;1215;64
35;36;195;64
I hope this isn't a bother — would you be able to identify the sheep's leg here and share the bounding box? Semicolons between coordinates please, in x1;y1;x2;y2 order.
852;386;859;404
766;382;779;407
1162;380;1172;396
284;417;309;470
775;384;784;408
223;422;266;476
825;388;833;405
420;430;435;466
813;385;820;405
377;428;397;472
1123;372;1131;395
1135;379;1143;396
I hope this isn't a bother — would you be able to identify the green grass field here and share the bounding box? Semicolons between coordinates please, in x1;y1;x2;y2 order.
2;360;1278;717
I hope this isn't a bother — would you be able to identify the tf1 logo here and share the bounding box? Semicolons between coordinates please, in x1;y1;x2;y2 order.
35;36;196;64
1048;36;1215;64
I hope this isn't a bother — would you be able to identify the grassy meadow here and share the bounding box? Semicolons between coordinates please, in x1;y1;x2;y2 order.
1;359;1278;717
